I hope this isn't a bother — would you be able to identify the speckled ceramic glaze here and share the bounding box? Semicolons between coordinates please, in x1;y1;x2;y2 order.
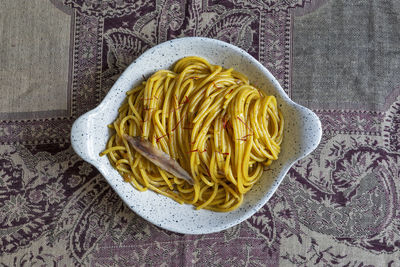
71;37;322;234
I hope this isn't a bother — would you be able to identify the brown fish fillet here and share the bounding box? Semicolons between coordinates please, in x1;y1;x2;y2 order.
123;134;194;185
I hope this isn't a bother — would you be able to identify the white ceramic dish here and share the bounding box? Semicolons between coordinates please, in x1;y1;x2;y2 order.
71;37;322;234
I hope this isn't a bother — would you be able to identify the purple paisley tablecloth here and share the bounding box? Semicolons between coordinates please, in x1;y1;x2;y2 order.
1;0;399;265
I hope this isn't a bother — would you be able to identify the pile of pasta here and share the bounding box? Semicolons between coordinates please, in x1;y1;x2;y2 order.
100;57;284;212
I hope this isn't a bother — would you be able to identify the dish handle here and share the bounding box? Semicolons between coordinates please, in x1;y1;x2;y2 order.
70;111;98;164
301;107;322;156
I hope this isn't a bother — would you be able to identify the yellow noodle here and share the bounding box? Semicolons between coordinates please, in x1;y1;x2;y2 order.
100;56;284;212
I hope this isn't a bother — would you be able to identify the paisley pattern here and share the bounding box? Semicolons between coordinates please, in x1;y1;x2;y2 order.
1;0;400;265
232;0;309;12
63;0;149;17
289;140;400;251
383;93;400;151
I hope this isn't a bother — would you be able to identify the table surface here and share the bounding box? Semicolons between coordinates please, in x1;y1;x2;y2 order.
1;0;399;265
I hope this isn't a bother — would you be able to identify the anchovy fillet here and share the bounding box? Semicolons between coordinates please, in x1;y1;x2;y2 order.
123;134;194;185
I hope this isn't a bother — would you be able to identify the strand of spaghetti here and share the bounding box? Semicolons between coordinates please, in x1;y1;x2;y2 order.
99;146;126;156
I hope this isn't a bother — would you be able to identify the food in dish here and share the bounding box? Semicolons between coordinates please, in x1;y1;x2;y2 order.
100;56;284;212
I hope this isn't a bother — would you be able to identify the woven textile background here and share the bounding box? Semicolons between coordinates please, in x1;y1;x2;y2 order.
1;0;399;265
